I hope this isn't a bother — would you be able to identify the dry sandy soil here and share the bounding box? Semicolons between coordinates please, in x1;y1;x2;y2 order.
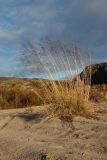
0;101;107;160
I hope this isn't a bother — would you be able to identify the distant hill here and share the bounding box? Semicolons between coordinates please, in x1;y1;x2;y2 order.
80;62;107;85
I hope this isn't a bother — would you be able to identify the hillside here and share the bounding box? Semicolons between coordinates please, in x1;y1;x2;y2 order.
80;62;107;85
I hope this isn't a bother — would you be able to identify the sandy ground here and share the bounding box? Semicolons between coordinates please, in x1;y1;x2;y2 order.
0;101;107;160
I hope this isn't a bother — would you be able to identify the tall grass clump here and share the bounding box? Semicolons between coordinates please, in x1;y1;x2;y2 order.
20;40;93;120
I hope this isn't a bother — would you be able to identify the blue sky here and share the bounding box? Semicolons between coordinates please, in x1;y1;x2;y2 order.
0;0;107;77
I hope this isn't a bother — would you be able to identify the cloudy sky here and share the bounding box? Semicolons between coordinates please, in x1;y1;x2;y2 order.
0;0;107;77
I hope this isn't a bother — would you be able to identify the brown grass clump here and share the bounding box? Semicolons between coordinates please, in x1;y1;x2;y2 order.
19;40;94;121
47;77;91;118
